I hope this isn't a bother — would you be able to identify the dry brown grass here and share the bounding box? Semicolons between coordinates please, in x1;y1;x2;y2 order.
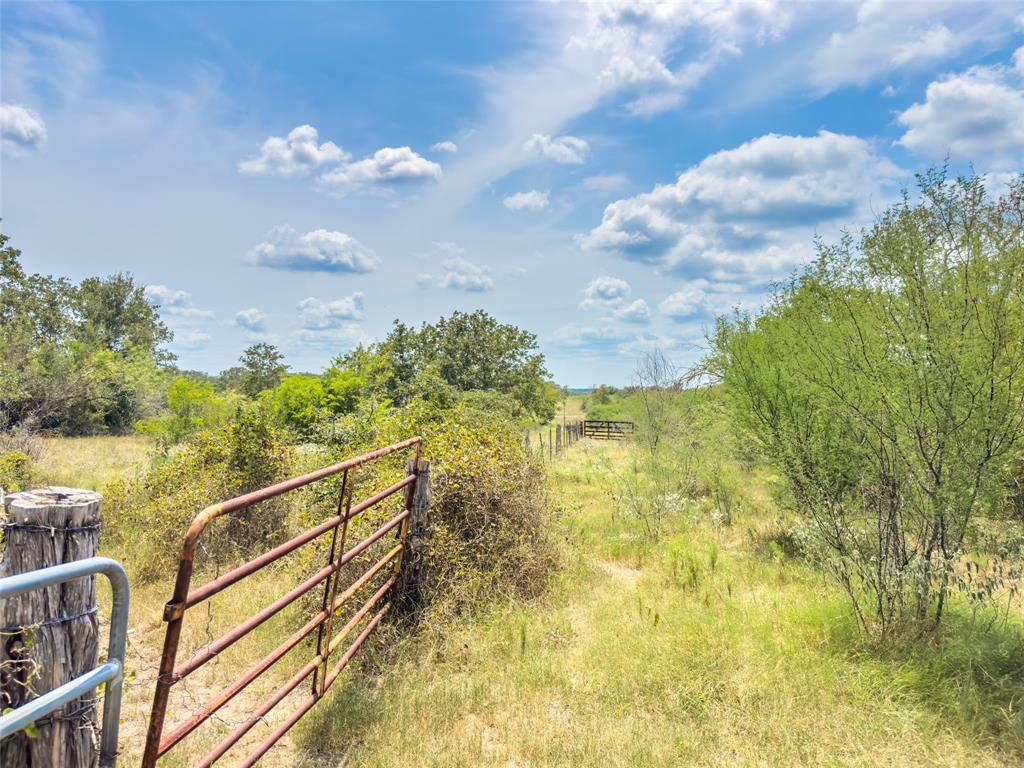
290;439;1024;768
43;435;1024;767
34;434;152;490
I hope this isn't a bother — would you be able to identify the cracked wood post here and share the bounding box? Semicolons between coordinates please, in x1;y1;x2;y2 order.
1;487;102;768
397;458;431;609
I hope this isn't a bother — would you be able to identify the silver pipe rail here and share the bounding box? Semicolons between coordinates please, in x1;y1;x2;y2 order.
0;556;130;767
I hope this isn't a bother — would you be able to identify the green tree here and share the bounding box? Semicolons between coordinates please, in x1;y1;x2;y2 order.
270;374;325;435
710;171;1024;634
136;375;231;446
237;343;288;397
325;311;555;419
321;365;364;414
74;273;172;359
1;235;170;433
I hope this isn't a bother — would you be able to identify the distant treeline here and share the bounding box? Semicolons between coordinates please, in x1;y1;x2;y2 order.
1;230;561;442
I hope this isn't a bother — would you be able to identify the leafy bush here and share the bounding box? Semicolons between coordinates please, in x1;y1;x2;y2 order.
269;374;325;437
0;449;32;493
136;375;234;447
710;172;1024;635
106;405;294;581
421;413;556;624
315;399;557;627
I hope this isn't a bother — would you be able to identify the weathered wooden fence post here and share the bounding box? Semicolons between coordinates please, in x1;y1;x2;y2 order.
397;459;431;608
556;425;562;454
1;487;103;768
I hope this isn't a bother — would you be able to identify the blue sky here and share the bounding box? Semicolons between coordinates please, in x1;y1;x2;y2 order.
2;1;1022;386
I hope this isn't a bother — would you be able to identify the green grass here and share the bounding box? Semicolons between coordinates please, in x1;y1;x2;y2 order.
294;439;1024;768
32;434;1024;766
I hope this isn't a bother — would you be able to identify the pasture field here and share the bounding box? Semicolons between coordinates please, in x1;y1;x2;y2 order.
26;434;1024;766
34;434;153;490
294;440;1024;768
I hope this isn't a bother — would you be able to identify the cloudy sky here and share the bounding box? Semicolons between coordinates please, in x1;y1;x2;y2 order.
2;2;1022;385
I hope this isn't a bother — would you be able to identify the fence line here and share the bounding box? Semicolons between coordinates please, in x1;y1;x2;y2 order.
523;420;597;460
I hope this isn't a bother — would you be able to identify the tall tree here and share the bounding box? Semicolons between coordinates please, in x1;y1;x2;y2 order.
75;273;171;358
1;236;171;433
238;343;288;397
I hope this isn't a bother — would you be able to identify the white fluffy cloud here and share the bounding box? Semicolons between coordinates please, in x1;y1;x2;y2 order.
239;124;348;176
580;276;650;324
234;308;266;333
503;190;550;210
611;299;650;324
249;225;379;273
240;125;440;187
297;294;365;329
897;53;1024;171
320;146;442;186
807;3;1020;93
144;284;190;307
570;1;789;115
440;257;494;292
659;279;766;320
524;133;590;164
582;275;631;308
579;130;900;280
1;104;47;155
431;140;458;153
145;284;214;321
659;281;709;319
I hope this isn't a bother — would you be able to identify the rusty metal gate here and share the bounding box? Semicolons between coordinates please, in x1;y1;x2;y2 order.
141;437;425;767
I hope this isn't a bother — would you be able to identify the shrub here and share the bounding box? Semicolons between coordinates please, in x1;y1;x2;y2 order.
314;399;557;628
421;413;556;624
710;172;1024;635
269;374;325;437
106;405;294;581
0;449;32;493
136;375;233;447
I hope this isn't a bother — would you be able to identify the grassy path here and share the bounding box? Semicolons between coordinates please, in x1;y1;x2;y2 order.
294;441;1024;767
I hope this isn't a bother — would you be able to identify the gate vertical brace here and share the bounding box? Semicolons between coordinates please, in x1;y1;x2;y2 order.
142;520;205;768
313;467;354;697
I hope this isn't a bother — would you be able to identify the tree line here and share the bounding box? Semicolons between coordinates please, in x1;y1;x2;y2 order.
0;233;559;446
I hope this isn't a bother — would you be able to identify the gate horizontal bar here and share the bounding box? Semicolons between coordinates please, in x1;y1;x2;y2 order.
239;604;392;768
173;561;335;679
158;543;404;754
179;437;421;564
